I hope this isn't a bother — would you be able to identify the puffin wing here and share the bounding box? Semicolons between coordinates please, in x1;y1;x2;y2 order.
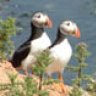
11;42;31;67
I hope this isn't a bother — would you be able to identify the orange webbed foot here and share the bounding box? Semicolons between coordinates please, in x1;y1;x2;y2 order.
57;72;68;95
59;82;68;95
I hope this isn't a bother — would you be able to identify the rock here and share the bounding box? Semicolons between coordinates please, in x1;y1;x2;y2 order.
0;61;91;96
0;61;24;85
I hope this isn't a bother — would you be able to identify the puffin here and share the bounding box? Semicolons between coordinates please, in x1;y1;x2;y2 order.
46;20;81;93
10;12;52;75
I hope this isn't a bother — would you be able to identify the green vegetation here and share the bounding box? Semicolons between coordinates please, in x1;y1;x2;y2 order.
86;77;96;96
33;50;52;76
32;50;52;90
68;42;96;96
23;76;49;96
72;42;90;87
0;74;23;96
0;73;49;96
69;86;83;96
67;42;90;85
0;17;16;60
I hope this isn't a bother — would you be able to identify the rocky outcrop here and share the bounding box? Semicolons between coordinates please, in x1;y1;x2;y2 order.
0;61;91;96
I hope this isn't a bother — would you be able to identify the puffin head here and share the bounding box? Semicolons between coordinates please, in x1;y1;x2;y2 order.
32;12;52;28
60;20;81;38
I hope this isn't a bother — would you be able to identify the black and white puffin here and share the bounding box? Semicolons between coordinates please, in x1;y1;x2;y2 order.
46;20;80;93
10;12;52;75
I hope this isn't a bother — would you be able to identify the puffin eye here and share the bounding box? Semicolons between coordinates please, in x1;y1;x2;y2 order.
37;15;41;18
66;22;70;26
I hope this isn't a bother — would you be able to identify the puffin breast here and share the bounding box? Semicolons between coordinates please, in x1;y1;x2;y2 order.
31;32;51;53
46;39;72;74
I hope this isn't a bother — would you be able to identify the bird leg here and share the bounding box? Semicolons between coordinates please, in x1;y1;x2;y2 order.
58;72;63;82
58;72;68;95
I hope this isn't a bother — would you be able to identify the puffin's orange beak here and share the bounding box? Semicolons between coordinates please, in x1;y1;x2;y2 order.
75;28;81;38
45;18;53;28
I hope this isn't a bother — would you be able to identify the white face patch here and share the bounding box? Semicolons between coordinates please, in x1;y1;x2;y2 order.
60;20;77;35
32;12;48;28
